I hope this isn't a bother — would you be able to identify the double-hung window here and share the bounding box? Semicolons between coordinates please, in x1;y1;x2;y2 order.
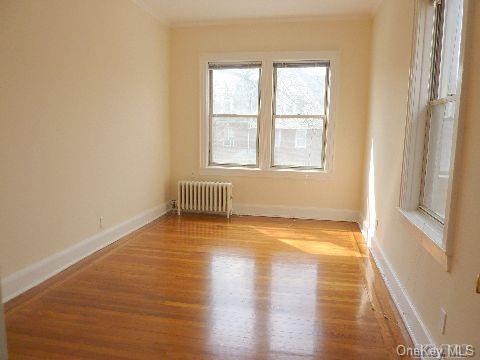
201;52;335;177
400;0;466;268
272;62;329;169
209;62;261;167
420;0;463;222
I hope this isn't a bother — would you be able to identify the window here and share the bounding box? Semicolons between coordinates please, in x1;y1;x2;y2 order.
223;128;235;147
274;129;282;148
294;130;307;149
400;0;466;266
209;62;261;166
272;62;328;168
201;52;335;177
420;0;463;223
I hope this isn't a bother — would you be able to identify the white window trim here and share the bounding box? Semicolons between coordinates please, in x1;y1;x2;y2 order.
399;0;469;271
199;51;338;180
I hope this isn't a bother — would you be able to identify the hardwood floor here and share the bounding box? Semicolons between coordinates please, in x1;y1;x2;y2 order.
5;214;412;359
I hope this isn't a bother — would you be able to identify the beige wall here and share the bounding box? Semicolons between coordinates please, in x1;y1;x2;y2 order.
362;0;480;349
169;19;372;211
0;0;170;277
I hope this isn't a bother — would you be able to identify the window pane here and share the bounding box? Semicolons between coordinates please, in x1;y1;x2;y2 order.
274;128;282;148
422;102;456;220
211;117;257;165
275;66;327;115
212;68;260;115
273;118;324;168
437;0;463;98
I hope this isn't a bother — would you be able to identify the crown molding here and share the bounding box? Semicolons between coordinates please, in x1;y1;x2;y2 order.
170;13;373;28
130;0;378;28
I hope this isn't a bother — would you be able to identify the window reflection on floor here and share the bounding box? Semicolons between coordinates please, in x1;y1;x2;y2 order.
269;260;318;355
209;253;256;350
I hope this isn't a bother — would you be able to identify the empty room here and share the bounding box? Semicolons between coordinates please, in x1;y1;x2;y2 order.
1;0;479;359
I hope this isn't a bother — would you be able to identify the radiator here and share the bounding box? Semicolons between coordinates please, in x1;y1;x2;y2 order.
177;181;233;218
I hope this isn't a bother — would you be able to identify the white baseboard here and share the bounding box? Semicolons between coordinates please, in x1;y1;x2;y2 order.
1;203;171;303
362;226;435;349
233;203;360;222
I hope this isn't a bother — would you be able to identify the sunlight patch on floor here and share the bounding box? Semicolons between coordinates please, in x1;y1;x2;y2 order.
254;227;351;242
278;238;358;256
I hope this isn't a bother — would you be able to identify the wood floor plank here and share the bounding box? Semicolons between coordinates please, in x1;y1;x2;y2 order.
5;214;412;359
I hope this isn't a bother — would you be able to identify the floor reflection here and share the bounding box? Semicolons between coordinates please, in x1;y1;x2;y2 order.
6;215;410;359
269;259;318;355
209;252;256;351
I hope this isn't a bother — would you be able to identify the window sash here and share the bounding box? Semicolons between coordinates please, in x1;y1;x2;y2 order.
271;62;330;169
273;114;326;119
208;62;261;70
419;0;447;223
419;0;465;224
429;0;445;101
419;96;456;224
273;60;330;69
208;64;262;167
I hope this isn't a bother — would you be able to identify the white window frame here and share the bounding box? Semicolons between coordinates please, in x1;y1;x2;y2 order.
199;51;338;180
208;61;261;167
399;0;469;270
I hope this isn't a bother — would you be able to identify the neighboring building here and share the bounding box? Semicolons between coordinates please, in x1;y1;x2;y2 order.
212;119;323;167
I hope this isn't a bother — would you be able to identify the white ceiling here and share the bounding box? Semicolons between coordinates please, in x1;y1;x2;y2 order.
134;0;382;26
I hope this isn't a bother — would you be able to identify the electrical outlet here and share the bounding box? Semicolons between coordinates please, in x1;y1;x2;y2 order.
439;308;447;335
99;216;104;229
171;200;177;209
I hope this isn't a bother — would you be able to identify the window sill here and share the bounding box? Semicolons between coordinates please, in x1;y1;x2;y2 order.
397;207;449;271
198;166;333;180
